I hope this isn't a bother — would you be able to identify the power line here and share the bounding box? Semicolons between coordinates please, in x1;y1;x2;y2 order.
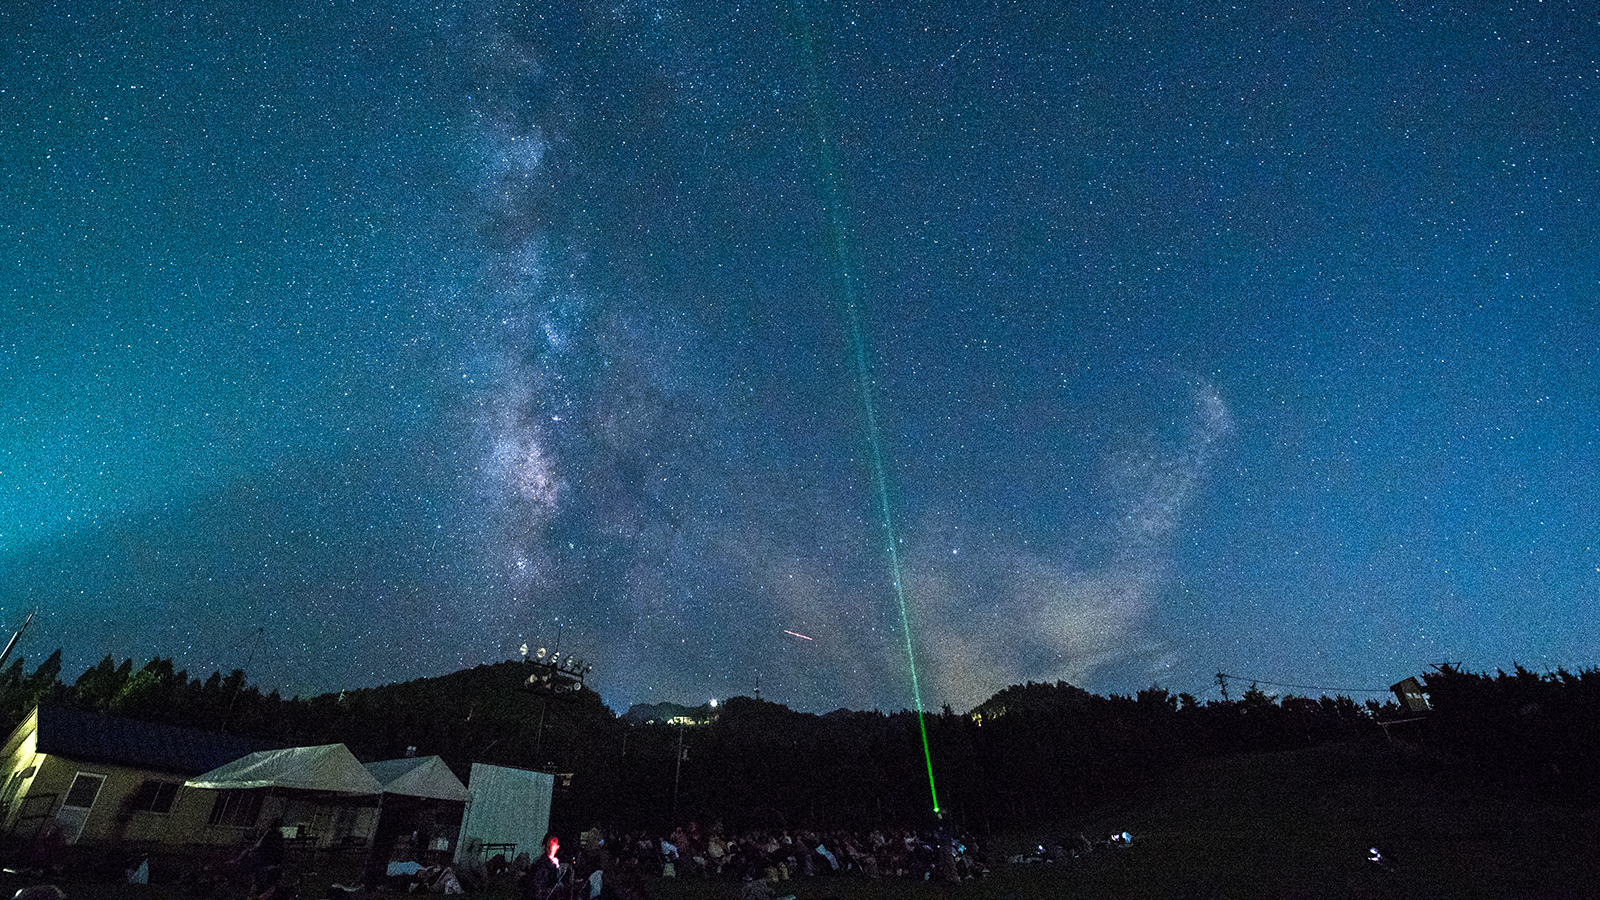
1216;673;1394;696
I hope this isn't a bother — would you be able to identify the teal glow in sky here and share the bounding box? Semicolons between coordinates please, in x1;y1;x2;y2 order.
3;0;1598;711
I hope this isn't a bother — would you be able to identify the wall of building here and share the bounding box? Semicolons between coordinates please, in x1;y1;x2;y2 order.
0;723;41;835
0;714;379;857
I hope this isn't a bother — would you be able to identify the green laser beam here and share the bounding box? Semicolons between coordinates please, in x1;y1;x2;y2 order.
790;0;941;818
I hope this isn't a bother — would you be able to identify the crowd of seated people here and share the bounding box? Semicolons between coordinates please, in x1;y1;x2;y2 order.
590;820;987;887
369;821;984;900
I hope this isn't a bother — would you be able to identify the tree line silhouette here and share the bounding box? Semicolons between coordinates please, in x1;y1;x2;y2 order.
0;652;1592;835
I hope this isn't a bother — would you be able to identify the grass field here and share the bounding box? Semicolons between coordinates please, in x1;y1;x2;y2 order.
8;739;1599;899
660;740;1600;900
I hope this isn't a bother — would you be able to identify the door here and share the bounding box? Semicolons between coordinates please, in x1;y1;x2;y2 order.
54;772;106;844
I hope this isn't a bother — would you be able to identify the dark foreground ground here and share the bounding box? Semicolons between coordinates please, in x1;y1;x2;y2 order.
6;739;1599;899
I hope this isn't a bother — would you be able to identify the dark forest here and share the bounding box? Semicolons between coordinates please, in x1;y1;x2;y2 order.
2;654;1593;836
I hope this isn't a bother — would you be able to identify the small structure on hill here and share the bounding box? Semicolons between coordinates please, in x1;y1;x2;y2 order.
1390;677;1431;714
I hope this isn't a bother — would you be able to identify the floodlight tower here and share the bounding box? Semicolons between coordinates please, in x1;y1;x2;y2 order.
520;634;594;764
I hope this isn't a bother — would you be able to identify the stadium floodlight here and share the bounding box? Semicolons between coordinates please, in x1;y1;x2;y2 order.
521;637;594;696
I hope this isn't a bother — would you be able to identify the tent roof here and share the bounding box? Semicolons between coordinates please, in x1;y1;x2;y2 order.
185;743;383;795
365;755;468;802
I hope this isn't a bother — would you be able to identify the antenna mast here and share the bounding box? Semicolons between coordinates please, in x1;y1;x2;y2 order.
0;612;35;671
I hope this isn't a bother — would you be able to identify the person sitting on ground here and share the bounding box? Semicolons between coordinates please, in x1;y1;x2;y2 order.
522;833;567;900
431;865;464;894
251;870;299;900
737;863;777;900
486;852;510;877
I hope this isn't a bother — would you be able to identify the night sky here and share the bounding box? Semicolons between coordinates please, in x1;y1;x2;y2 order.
4;0;1598;713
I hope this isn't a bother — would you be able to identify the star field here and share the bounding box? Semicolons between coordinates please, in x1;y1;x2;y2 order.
2;0;1598;712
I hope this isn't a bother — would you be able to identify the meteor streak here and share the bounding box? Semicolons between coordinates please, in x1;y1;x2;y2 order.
783;630;814;641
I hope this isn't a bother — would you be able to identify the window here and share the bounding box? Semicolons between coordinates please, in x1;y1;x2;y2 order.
207;790;264;827
0;770;30;819
62;772;105;809
129;780;180;814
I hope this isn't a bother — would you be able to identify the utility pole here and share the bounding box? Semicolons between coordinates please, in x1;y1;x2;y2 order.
671;724;685;824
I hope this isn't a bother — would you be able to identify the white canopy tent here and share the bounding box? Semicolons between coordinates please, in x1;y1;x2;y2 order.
362;755;470;861
187;743;384;795
365;755;469;802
